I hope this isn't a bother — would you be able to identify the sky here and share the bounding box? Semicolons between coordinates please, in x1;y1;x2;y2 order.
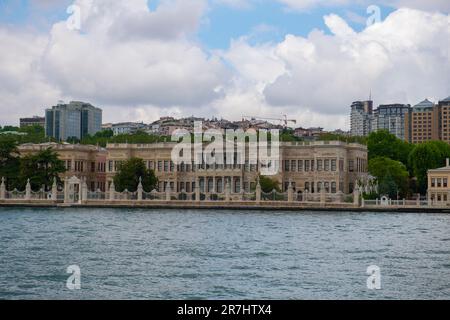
0;0;449;130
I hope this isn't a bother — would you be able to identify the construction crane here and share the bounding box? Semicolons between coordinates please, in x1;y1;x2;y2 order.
243;115;297;129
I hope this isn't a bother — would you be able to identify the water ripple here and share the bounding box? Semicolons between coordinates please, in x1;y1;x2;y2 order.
1;208;450;300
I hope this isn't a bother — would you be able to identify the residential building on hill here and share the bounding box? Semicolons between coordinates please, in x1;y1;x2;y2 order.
20;116;45;128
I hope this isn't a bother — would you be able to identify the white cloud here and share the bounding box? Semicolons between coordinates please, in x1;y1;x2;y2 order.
210;8;449;129
0;2;449;131
0;0;231;124
260;9;449;122
276;0;450;12
0;28;61;125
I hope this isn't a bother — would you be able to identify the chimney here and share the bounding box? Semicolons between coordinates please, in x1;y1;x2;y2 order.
447;158;449;167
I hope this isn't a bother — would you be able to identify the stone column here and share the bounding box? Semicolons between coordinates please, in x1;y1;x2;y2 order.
240;176;244;196
81;178;88;203
256;178;261;203
288;180;294;202
195;178;200;202
25;179;31;200
109;180;116;201
337;191;344;203
137;177;143;201
64;177;69;204
166;182;172;201
320;186;326;205
353;188;360;207
51;178;58;201
225;179;231;202
0;177;5;200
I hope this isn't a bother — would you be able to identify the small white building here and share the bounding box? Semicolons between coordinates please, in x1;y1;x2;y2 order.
111;122;146;136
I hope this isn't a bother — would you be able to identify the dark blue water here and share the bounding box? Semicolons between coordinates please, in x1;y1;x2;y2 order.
0;207;449;300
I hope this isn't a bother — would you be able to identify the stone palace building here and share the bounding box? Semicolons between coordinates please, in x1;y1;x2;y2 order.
105;141;368;196
17;141;368;197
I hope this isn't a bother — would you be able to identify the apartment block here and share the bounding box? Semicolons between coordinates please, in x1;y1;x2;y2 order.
405;99;439;144
350;100;374;137
405;96;450;144
373;104;411;141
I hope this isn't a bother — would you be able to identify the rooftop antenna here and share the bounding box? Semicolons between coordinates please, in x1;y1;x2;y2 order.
369;90;372;102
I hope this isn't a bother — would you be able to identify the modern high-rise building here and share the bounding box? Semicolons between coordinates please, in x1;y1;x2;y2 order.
45;101;102;141
438;96;450;143
405;99;439;144
350;100;411;141
350;100;374;137
373;104;411;141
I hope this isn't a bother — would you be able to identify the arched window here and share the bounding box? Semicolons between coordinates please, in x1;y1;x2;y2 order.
208;178;214;193
331;182;337;194
217;178;223;193
317;182;322;192
234;178;241;193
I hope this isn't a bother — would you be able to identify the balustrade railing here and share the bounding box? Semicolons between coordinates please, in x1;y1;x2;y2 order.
2;176;436;208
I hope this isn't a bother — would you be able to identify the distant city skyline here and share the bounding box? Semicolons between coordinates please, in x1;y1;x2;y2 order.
0;1;449;130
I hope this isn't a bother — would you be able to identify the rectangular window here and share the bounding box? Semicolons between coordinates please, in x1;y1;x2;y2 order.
305;160;310;172
331;159;337;172
298;160;303;172
291;160;297;172
317;160;323;171
158;161;163;172
284;160;290;172
164;161;169;172
444;178;448;188
324;159;330;171
349;160;354;172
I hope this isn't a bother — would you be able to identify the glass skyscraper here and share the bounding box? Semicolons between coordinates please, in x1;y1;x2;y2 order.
45;101;102;141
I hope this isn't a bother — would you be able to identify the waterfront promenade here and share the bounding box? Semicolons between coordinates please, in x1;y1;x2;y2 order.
1;176;448;212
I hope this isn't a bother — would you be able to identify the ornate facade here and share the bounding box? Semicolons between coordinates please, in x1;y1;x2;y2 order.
18;143;108;191
105;141;368;196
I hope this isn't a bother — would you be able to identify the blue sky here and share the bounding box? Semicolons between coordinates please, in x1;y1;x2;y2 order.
0;0;395;49
0;0;448;128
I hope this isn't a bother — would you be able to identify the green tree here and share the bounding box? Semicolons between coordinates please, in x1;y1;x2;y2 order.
0;137;20;189
367;130;412;164
378;172;399;199
259;175;281;193
113;158;158;192
66;136;81;144
19;148;66;191
368;157;409;198
0;125;52;145
408;141;450;194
